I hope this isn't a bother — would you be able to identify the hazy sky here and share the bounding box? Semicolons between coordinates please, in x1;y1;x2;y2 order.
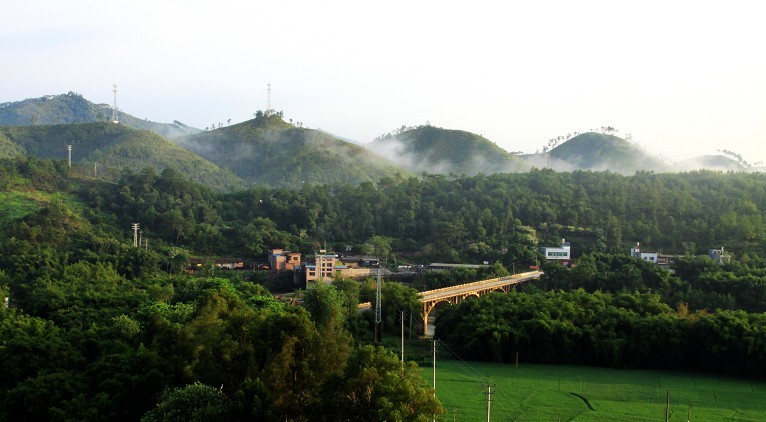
2;0;765;164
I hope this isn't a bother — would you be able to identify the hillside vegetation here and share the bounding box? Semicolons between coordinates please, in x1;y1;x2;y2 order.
0;92;199;138
0;123;244;190
2;156;766;419
174;112;409;187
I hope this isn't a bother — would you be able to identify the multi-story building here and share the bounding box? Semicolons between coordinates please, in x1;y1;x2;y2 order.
306;250;345;284
268;248;302;271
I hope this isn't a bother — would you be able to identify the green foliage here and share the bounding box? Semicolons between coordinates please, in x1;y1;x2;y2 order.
0;92;200;138
327;345;444;421
174;115;408;188
141;382;233;422
437;288;766;377
548;132;669;174
0;123;243;190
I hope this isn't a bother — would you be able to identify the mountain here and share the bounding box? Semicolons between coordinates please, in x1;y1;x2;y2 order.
0;92;200;138
172;112;409;187
525;132;669;174
677;155;745;172
0;123;244;190
368;125;529;176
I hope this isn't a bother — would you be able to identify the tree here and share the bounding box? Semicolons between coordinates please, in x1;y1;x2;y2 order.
141;382;232;422
329;345;443;421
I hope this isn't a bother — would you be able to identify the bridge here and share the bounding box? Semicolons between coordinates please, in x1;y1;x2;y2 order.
418;271;543;336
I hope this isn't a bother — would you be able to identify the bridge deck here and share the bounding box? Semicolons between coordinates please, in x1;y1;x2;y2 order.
419;271;542;302
417;270;542;336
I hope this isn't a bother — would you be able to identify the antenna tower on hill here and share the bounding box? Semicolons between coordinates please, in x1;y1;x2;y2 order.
266;82;273;116
111;83;119;123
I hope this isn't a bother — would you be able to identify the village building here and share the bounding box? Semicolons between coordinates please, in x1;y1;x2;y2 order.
541;239;572;266
268;248;302;271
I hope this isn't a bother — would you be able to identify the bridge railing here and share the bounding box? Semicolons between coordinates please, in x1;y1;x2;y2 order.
419;271;541;298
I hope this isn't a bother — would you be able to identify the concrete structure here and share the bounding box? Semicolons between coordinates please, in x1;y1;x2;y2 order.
708;247;732;265
268;248;301;271
541;239;571;265
629;242;674;270
419;271;543;336
306;250;343;283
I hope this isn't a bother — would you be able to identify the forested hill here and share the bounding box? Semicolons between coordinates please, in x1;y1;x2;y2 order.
0;92;200;139
173;112;409;187
524;132;670;174
369;125;530;176
0;123;244;190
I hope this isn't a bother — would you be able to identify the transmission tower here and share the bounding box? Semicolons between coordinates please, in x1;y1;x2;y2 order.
266;82;273;115
111;83;119;123
132;223;139;247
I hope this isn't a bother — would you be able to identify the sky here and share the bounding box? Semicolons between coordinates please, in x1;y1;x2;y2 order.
2;0;765;164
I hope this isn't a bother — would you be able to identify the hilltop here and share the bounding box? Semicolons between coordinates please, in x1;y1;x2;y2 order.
369;125;530;176
522;132;669;174
173;112;409;187
0;123;244;190
0;92;200;139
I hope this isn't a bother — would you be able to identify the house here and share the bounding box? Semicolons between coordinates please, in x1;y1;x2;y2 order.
306;250;344;284
268;248;302;271
629;242;674;270
541;239;571;266
708;247;732;265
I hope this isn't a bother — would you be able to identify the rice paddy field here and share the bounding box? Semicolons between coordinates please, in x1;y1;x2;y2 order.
422;359;766;421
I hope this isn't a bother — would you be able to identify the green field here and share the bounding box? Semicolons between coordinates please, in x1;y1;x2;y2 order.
423;359;766;421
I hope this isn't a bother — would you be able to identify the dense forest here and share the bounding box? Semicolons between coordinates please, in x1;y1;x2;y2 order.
2;155;766;419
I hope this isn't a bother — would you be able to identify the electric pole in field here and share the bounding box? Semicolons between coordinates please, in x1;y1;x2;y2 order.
66;145;72;167
483;382;496;422
432;339;438;422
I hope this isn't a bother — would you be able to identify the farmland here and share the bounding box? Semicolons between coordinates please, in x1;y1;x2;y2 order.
424;359;766;421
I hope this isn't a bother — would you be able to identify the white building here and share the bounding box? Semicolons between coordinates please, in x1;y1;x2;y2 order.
541;239;571;265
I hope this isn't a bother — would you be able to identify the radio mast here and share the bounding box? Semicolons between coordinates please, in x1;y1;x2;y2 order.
111;83;119;123
266;82;273;115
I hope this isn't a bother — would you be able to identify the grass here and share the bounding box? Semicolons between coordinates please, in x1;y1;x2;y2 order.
422;359;766;421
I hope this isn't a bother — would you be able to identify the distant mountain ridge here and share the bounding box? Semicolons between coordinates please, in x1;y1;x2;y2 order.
173;112;409;187
0;92;200;139
369;125;530;176
1;93;758;182
0;123;244;190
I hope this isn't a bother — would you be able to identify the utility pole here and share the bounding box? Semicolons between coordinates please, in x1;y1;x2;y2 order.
374;266;382;343
132;223;139;247
401;310;405;371
432;339;438;422
66;145;72;167
483;383;496;422
665;389;670;422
